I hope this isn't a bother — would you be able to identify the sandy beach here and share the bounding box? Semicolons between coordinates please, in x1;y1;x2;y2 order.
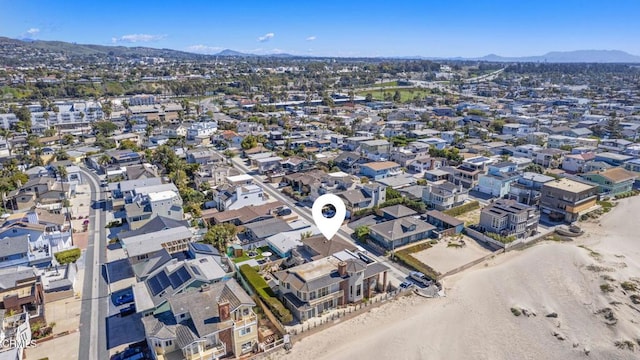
276;197;640;360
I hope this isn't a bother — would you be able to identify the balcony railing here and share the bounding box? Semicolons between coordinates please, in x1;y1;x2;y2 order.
308;290;344;306
234;313;257;329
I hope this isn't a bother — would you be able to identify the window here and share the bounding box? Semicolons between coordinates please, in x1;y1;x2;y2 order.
241;341;253;353
165;340;172;346
239;327;252;336
356;285;361;297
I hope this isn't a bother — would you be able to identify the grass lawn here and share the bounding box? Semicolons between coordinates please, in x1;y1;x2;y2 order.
358;87;432;102
232;246;272;263
371;80;398;87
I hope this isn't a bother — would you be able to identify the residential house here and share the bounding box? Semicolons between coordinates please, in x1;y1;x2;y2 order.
508;172;555;206
186;149;224;165
369;217;435;249
475;162;520;198
360;140;391;161
359;161;401;180
125;186;184;230
425;210;464;236
119;216;192;263
186;121;218;140
337;184;386;213
562;153;596;174
502;123;533;137
533;148;565;168
599;139;633;152
274;251;389;321
594;152;634;167
334;152;367;174
212;181;266;211
440;156;493;190
422;181;468;210
161;124;187;138
579;167;636;196
242;218;293;249
479;199;539;239
624;159;640;174
254;156;283;175
0;266;45;323
141;279;256;359
540;178;599;223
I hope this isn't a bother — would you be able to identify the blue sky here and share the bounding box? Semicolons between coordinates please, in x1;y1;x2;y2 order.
2;0;639;57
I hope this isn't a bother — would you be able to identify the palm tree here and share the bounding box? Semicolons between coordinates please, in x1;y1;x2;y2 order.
56;165;73;246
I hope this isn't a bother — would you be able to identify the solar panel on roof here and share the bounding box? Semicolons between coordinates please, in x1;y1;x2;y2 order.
191;243;210;252
168;267;192;288
148;271;171;296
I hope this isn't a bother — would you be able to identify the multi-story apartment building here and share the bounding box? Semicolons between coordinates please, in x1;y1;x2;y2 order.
540;178;599;223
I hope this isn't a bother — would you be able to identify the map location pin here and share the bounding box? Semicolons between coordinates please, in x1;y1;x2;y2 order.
312;194;346;240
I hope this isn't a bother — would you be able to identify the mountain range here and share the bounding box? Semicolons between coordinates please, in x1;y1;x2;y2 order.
2;36;640;63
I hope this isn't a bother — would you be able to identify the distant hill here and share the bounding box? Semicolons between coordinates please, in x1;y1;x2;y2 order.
476;50;640;63
0;36;210;61
214;49;295;58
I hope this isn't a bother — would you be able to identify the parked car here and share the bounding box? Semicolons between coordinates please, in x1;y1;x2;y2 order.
408;271;432;288
110;347;142;360
119;304;136;317
399;281;414;290
114;292;134;306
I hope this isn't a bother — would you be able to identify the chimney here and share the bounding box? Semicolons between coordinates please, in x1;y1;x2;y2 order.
218;301;230;322
338;261;347;277
200;284;210;292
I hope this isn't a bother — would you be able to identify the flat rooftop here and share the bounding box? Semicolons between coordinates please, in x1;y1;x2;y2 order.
544;178;596;193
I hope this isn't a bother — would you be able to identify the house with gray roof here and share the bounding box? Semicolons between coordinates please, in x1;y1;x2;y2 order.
121;226;193;264
133;256;229;314
369;217;435;249
141;279;258;359
274;251;389;321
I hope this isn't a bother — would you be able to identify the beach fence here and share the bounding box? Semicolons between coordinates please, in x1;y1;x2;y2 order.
287;289;404;340
439;249;503;279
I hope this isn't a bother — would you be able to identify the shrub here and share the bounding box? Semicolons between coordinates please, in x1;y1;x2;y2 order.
443;201;479;217
511;307;522;316
393;243;440;280
54;248;81;265
600;283;614;293
621;281;637;292
239;264;293;324
485;232;517;244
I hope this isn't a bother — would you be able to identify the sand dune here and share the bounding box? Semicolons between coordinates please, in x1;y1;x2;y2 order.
277;198;640;360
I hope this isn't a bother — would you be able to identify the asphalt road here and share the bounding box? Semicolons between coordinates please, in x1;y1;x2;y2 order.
228;156;409;284
78;167;109;360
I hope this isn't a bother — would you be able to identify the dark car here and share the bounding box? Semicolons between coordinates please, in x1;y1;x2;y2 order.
119;304;136;317
114;292;134;306
110;347;142;360
399;281;414;290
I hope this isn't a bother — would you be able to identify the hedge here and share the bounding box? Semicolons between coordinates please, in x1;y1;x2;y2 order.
54;248;81;265
393;243;441;280
239;264;293;324
443;200;480;217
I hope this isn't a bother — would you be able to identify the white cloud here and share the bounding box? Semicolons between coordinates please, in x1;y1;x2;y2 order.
306;36;316;41
186;44;223;54
257;32;275;42
26;28;40;36
111;34;166;44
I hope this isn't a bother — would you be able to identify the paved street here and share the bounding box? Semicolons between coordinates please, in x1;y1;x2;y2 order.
78;167;109;360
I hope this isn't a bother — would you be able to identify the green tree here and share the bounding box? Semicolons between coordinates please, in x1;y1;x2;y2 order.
203;223;238;251
241;135;258;150
354;225;370;242
365;93;373;102
92;121;118;136
386;186;402;200
393;90;401;102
